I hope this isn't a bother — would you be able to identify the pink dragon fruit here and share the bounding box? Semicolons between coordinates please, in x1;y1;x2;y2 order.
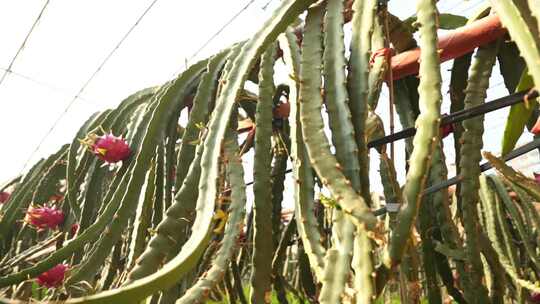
531;116;540;135
25;205;65;230
531;291;540;303
0;191;10;204
36;264;68;288
90;133;131;163
439;114;454;139
534;172;540;185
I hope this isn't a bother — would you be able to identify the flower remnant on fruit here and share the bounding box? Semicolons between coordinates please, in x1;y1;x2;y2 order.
80;130;131;164
25;205;65;230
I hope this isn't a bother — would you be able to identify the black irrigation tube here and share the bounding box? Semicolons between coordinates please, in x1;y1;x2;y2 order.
243;89;539;215
374;135;540;216
368;89;538;148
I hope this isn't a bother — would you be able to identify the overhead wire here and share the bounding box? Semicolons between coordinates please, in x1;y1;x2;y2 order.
0;67;96;104
173;0;258;76
0;0;51;89
18;0;160;173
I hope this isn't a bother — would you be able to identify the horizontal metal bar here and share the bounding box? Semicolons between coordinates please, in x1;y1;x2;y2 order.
374;136;540;216
367;89;538;149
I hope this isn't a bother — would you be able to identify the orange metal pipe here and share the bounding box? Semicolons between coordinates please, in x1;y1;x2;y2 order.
245;14;508;126
390;14;506;80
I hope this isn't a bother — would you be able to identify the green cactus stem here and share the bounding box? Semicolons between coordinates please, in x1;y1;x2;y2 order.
367;11;387;111
56;1;316;302
484;151;540;201
279;27;326;280
176;126;246;304
66;58;208;285
479;175;540;293
457;41;499;303
174;50;230;189
490;0;540;87
299;2;376;232
490;174;540;270
250;44;277;304
126;156;157;270
322;0;374;302
385;0;442;267
348;0;378;206
0;145;68;253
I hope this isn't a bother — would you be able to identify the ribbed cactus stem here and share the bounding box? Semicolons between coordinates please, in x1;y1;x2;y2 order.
418;200;442;304
322;0;374;302
490;0;540;87
457;41;499;303
58;1;318;302
528;0;540;32
367;12;387;111
490;174;540;270
279;28;326;280
484;151;540;201
125;47;242;284
479;175;540;293
385;0;442;267
507;180;540;241
176;127;246;304
67;58;208;285
250;44;276;304
352;227;375;304
348;0;378;206
126;157;157;270
174;50;230;188
428;143;470;301
299;3;376;232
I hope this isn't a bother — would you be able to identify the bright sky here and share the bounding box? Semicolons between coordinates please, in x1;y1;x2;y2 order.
0;0;535;189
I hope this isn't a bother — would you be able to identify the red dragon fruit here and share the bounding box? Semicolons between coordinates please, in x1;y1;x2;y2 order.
90;133;131;163
25;205;65;230
534;172;540;185
439;114;454;138
0;191;10;204
36;264;68;288
440;122;454;138
531;116;540;135
531;291;540;303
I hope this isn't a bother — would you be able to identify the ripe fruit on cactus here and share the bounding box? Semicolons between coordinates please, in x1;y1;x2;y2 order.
531;291;540;303
25;205;65;230
534;172;540;185
81;131;131;164
531;116;540;135
91;133;131;163
36;264;68;288
0;191;10;204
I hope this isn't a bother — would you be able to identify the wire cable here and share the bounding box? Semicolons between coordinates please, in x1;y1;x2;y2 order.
0;0;51;89
173;0;257;76
19;0;159;173
0;67;96;103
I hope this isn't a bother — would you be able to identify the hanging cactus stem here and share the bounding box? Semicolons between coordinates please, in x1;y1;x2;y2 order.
2;1;540;303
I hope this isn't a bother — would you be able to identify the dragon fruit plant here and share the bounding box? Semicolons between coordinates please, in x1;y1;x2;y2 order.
80;131;131;164
0;191;9;204
36;264;68;289
24;205;65;231
0;0;540;303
